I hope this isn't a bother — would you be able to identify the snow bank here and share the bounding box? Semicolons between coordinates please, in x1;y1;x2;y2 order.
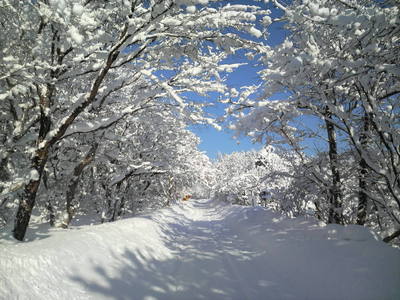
0;210;176;299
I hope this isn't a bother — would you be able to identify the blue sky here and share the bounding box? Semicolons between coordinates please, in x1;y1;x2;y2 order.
190;1;288;160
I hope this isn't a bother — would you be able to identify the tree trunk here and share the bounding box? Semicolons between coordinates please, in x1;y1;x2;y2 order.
13;85;52;240
356;157;368;225
356;111;370;225
324;106;343;224
383;229;400;243
47;201;56;227
62;142;99;228
0;157;10;216
13;149;49;240
0;157;10;188
117;196;126;218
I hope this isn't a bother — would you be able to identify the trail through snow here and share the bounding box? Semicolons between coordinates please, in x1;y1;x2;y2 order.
1;199;400;300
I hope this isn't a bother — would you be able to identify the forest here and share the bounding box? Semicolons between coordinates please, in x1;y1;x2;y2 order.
0;0;399;248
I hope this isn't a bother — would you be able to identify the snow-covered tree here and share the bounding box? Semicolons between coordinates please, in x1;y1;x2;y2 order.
227;0;400;241
0;0;269;240
214;146;297;210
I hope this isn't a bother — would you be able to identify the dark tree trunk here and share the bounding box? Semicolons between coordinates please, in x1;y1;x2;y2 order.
0;157;10;211
117;196;125;217
357;158;368;225
13;148;49;240
62;142;98;228
0;157;9;185
110;181;123;222
47;200;56;227
110;198;119;222
13;85;52;240
383;229;400;243
357;111;371;225
357;112;371;225
324;106;343;224
102;185;113;223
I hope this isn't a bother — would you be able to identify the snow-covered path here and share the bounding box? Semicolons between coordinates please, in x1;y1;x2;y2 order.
1;199;400;300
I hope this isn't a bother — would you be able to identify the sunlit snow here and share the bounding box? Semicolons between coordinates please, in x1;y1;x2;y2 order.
1;199;399;300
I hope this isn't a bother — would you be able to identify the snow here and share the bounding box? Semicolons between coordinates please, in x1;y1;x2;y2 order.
30;169;40;181
161;17;182;26
262;15;272;26
68;26;84;44
72;3;84;16
186;6;196;13
1;199;399;300
248;27;262;38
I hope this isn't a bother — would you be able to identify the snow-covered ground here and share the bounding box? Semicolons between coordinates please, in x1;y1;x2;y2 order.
1;199;399;300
